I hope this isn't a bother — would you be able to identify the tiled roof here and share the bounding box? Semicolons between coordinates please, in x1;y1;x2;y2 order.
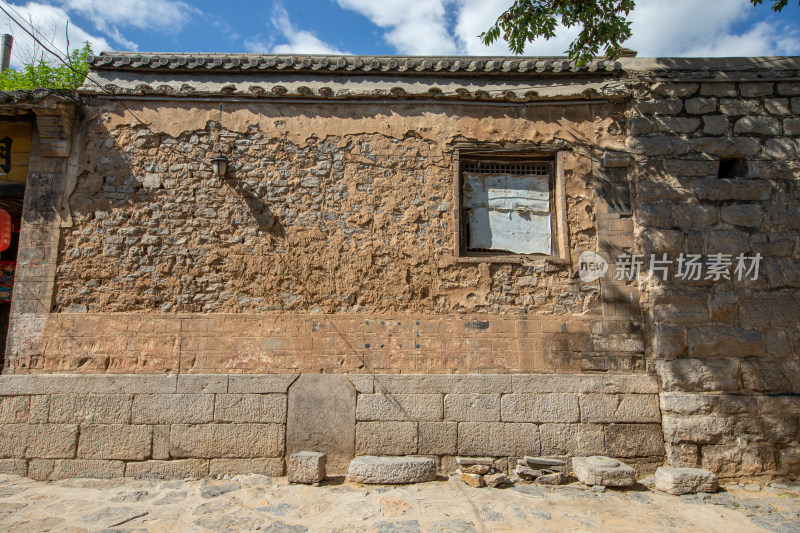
87;53;623;75
0;88;78;106
82;54;800;100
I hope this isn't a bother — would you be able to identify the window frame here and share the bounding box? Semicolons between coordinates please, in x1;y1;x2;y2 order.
453;145;570;265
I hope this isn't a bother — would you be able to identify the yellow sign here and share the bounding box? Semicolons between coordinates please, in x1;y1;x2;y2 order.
0;122;30;184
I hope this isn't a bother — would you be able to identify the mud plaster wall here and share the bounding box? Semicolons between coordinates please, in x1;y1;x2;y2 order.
7;98;646;375
56;100;623;315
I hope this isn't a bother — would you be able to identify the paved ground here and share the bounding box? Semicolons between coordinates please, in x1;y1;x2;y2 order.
0;473;799;532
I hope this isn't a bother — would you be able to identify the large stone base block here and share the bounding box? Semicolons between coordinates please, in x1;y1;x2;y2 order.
28;459;124;480
655;466;718;495
572;456;635;487
0;459;28;476
209;458;284;477
347;456;436;484
124;459;209;479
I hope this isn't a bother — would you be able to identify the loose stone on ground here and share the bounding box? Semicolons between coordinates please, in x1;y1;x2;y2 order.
484;472;508;488
0;473;798;532
460;472;484;488
457;455;567;488
288;451;326;484
347;456;435;484
655;466;719;495
573;456;636;487
524;456;567;470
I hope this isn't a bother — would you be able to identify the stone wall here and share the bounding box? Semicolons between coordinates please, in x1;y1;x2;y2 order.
629;80;800;478
0;373;662;480
57;101;617;316
2;63;799;481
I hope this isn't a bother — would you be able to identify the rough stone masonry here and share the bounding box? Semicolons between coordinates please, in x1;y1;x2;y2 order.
0;54;798;481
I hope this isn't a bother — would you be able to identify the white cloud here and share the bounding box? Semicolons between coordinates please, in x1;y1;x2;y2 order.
245;4;347;55
58;0;197;36
336;0;589;56
0;0;203;63
627;0;800;57
680;20;800;57
56;0;199;51
449;0;507;55
0;2;111;67
335;0;800;57
336;0;458;55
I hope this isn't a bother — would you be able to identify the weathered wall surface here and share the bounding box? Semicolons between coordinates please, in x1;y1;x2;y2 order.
58;100;617;315
3;97;645;374
0;373;662;480
3;63;799;481
628;80;800;478
29;313;643;374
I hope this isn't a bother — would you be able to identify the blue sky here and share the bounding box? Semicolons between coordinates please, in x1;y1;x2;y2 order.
1;0;799;67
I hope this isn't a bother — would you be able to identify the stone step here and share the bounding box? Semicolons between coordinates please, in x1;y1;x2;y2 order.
347;456;436;484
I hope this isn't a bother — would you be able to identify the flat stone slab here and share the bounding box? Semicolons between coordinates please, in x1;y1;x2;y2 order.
288;375;355;476
455;457;495;466
655;467;718;495
573;456;635;487
524;456;566;469
347;456;435;484
460;464;491;475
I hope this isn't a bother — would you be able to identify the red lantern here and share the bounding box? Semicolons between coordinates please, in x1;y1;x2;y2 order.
0;209;10;252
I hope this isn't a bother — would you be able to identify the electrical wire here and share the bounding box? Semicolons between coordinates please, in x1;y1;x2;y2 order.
0;1;214;169
0;0;64;58
5;0;783;112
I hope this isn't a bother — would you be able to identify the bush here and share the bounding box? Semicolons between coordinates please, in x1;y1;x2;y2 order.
0;41;92;91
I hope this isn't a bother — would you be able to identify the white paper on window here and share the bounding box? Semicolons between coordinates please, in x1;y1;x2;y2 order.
463;173;551;254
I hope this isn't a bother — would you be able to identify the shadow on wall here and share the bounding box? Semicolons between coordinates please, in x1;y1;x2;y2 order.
628;98;800;478
54;101;623;316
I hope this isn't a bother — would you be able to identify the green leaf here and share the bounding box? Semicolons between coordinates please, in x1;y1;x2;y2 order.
0;41;92;91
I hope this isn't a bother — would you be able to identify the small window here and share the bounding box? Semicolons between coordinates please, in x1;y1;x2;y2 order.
718;157;745;179
462;161;552;255
454;148;569;264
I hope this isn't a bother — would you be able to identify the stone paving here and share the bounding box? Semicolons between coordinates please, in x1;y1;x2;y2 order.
0;473;799;533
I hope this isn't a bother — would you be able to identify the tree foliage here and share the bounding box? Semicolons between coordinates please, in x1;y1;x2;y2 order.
481;0;797;64
0;41;92;91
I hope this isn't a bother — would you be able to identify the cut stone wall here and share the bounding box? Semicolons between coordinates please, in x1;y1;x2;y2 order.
0;373;662;480
629;80;800;479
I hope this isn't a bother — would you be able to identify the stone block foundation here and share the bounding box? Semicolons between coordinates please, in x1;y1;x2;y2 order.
0;373;663;480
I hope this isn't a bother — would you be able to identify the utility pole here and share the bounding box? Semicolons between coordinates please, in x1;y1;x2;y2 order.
0;34;13;72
